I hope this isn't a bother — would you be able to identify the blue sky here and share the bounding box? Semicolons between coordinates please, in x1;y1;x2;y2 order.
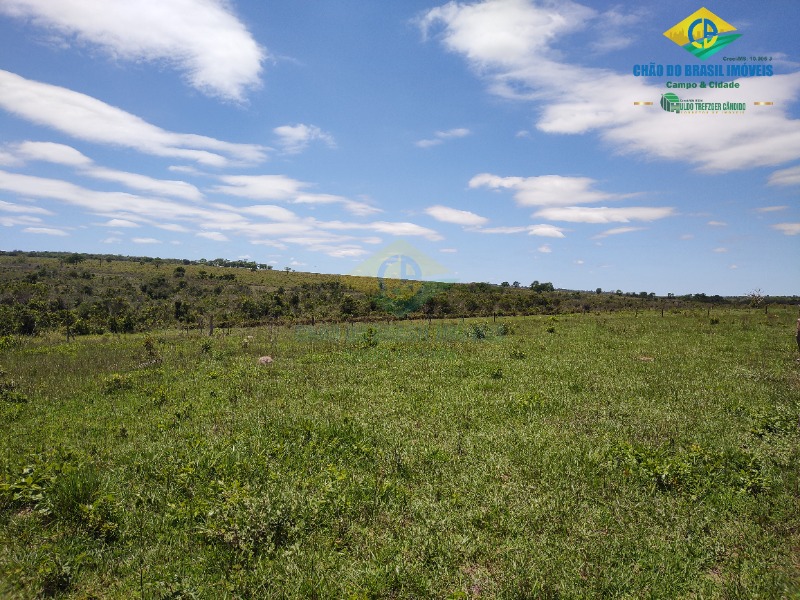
0;0;797;295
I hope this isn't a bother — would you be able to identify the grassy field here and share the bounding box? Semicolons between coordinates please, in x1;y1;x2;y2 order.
1;308;799;598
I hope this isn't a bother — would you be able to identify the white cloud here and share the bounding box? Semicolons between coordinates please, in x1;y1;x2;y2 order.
101;219;139;228
471;223;566;237
0;70;266;166
85;167;203;201
15;141;91;166
537;244;552;253
0;0;265;101
1;215;42;227
156;223;190;233
476;226;528;234
440;248;458;253
13;141;204;200
756;205;789;213
132;237;161;244
527;224;566;238
768;165;800;186
274;124;335;154
421;1;800;173
101;236;121;244
534;206;675;223
0;169;440;252
197;231;228;242
365;221;443;241
240;204;299;222
213;175;380;216
592;226;645;239
0;199;52;215
23;226;67;235
416;127;471;148
713;247;728;253
773;222;800;235
470;173;624;206
425;204;487;226
707;221;727;227
213;174;304;200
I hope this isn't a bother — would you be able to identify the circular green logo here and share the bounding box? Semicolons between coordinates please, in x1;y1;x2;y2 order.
660;92;680;113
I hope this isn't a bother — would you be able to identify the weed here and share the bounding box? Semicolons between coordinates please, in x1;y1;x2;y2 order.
0;369;27;403
360;327;379;348
102;373;131;394
468;323;490;339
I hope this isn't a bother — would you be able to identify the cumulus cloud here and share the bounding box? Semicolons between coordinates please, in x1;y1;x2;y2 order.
534;206;675;223
0;70;267;166
421;0;800;172
0;0;265;101
416;127;471;148
274;124;336;154
425;204;488;226
537;244;552;253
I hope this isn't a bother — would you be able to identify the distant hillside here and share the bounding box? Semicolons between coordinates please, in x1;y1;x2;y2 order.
0;251;792;337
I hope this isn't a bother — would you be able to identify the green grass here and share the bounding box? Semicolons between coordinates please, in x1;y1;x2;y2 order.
1;309;799;598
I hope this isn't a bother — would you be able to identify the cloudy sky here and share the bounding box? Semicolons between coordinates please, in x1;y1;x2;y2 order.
0;0;797;295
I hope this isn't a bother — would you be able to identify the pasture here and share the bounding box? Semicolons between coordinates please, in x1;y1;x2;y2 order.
1;308;799;598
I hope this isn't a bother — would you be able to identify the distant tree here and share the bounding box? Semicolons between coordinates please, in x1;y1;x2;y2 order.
500;282;510;287
596;287;602;294
65;253;85;266
512;281;521;288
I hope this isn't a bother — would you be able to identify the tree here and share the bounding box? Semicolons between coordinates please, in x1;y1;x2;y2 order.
512;281;521;288
747;288;764;308
65;253;85;266
596;287;602;294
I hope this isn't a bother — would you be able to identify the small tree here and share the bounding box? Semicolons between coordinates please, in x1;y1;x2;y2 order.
747;288;764;308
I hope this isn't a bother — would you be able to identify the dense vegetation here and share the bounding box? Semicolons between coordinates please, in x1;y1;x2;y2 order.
1;308;798;597
2;251;794;338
